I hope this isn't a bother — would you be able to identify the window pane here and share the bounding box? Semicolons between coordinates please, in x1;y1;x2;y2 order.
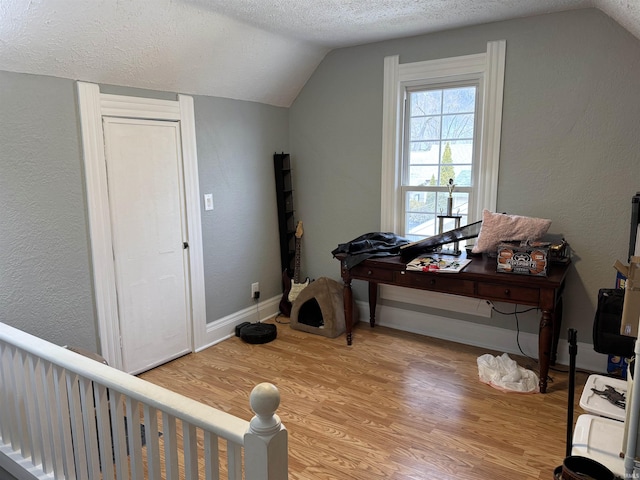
448;140;473;166
442;113;474;139
411;90;442;116
438;142;455;187
454;168;472;187
410;116;440;141
405;212;437;240
405;191;437;239
441;140;472;187
405;191;470;241
409;142;440;165
443;87;476;114
407;165;439;186
436;192;449;214
406;191;436;213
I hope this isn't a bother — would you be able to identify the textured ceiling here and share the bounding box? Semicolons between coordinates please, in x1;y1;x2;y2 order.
1;0;639;106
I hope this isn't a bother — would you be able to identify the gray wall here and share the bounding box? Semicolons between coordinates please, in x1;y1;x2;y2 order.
290;8;640;337
194;95;287;320
0;72;288;352
0;72;98;349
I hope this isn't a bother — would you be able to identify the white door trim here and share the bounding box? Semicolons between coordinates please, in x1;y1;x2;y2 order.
76;81;206;370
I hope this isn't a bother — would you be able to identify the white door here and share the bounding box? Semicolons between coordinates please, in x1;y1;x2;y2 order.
102;117;191;374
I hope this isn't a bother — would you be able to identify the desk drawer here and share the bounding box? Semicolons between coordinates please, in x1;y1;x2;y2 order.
477;282;539;304
394;272;475;295
350;265;395;283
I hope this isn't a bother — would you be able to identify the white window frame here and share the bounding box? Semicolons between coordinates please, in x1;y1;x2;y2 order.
382;40;506;232
380;40;506;315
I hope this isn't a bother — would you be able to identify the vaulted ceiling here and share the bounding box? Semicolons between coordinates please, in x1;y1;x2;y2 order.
1;0;638;107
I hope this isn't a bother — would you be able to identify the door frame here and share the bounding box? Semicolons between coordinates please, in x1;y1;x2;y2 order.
77;81;206;370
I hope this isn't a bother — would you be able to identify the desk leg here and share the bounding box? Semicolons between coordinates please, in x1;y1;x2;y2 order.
538;309;553;393
343;278;353;346
368;282;378;327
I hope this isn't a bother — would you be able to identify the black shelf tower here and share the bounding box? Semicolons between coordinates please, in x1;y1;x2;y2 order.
274;152;295;274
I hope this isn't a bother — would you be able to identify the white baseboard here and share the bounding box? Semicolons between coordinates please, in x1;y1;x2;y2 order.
196;295;608;374
356;300;609;375
197;295;281;352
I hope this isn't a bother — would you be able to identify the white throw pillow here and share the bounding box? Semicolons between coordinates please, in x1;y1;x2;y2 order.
472;210;552;254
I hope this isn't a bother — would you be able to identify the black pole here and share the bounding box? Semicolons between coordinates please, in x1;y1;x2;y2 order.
566;328;578;458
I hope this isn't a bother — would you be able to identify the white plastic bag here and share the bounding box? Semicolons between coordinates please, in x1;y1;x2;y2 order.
477;353;539;393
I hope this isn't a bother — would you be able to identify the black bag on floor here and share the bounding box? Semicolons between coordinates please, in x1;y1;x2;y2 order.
592;288;634;358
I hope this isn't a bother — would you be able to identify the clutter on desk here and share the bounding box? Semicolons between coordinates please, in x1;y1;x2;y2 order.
405;255;471;273
494;234;570;277
546;234;570;263
496;240;550;276
399;220;482;260
332;231;411;269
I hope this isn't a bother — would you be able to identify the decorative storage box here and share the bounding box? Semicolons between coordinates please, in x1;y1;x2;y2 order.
496;241;549;277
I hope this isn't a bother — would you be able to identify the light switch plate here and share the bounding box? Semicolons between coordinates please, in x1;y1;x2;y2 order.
204;193;213;211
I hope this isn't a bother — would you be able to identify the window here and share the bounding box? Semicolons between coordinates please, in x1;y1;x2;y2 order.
381;41;506;238
379;41;505;314
403;84;477;241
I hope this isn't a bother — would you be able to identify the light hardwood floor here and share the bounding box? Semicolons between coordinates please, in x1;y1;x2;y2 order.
139;318;591;480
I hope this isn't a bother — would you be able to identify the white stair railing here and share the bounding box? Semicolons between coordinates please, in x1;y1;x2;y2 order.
0;321;287;479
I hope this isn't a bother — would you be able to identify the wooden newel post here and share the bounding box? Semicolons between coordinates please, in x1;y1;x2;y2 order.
244;382;288;479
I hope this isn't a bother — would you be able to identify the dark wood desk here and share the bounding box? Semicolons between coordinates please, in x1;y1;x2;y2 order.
336;253;570;393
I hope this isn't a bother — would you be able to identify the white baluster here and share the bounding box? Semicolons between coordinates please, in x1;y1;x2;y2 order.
244;383;288;480
1;323;291;480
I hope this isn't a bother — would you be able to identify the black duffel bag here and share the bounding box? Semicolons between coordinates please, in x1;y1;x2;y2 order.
592;288;634;358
